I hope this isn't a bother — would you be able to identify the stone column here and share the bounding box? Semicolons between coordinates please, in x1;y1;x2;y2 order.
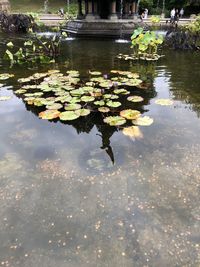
124;1;130;18
130;1;136;18
85;0;95;21
109;0;118;21
77;0;83;19
93;1;100;19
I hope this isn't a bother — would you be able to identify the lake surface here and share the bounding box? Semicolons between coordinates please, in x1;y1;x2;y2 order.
0;34;199;267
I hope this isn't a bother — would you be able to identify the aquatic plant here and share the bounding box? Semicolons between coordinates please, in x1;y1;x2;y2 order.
4;34;63;65
150;15;161;24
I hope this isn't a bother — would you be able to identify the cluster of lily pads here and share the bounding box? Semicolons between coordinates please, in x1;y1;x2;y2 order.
14;69;155;128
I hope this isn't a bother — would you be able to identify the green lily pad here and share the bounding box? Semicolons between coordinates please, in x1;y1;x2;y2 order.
46;103;63;110
99;81;112;88
81;96;95;102
82;86;94;93
0;73;14;80
103;116;126;126
126;79;142;87
98;107;110;113
0;96;12;101
18;77;32;83
106;101;121;108
94;100;105;106
65;103;81;111
120;109;141;120
59;111;80;121
15;89;27;94
75;109;91;116
55;95;72;103
70;97;81;103
70;88;85;96
127;96;144;102
89;71;102;76
114;89;130;95
39;110;60;120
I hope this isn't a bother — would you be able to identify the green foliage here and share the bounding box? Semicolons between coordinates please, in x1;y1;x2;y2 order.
185;14;200;33
4;33;64;65
131;28;163;60
150;15;161;24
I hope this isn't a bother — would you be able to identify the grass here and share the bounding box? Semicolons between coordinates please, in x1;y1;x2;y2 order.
10;0;78;14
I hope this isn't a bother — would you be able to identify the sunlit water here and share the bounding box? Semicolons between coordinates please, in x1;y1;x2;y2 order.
0;33;199;267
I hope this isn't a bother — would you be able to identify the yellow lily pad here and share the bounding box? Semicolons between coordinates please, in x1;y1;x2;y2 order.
39;110;60;120
120;109;141;120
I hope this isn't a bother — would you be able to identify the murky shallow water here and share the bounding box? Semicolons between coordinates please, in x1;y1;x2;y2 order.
0;33;199;267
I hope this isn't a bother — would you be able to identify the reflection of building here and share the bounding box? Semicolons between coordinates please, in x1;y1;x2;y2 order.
77;0;138;20
64;0;140;38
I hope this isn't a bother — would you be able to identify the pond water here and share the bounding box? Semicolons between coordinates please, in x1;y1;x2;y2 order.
0;34;199;267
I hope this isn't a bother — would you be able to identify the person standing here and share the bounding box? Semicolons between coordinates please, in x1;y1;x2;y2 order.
180;8;184;18
170;8;176;23
144;8;148;19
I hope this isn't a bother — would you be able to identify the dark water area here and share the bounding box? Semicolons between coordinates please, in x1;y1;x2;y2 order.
0;33;199;267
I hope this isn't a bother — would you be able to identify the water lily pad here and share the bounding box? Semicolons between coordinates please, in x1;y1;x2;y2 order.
122;126;143;139
98;107;110;113
70;88;85;96
106;101;121;108
94;100;105;106
0;96;12;101
155;99;173;106
70;97;81;103
39;110;60;120
81;96;95;102
65;103;81;111
89;71;102;76
15;89;27;94
120;109;141;120
114;89;130;95
126;79;142;87
133;116;154;126
81;86;95;93
67;70;79;76
0;73;14;80
59;111;80;121
75;109;91;116
46;103;63;110
99;81;112;88
104;116;126;126
127;96;144;102
18;77;32;83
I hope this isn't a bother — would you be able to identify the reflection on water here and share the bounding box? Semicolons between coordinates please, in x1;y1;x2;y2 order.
0;36;200;267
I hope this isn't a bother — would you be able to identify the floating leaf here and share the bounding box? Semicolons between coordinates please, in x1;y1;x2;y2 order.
122;126;143;139
98;107;110;113
75;109;91;116
46;103;63;110
114;89;130;95
70;88;85;96
104;116;126;126
59;111;80;121
120;109;141;120
99;81;112;88
0;73;14;80
0;96;12;101
39;110;60;120
6;42;14;48
133;116;154;126
89;71;102;76
94;100;105;106
15;89;27;94
65;103;81;111
127;96;144;102
155;99;173;106
106;101;121;108
81;96;95;102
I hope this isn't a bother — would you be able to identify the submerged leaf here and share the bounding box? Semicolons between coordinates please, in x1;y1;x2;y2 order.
133;116;154;126
0;96;12;101
122;126;143;139
155;99;173;106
